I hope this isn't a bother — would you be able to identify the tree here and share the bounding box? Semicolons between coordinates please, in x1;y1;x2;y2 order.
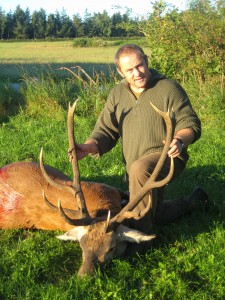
0;5;154;40
5;11;14;39
90;11;112;37
13;5;31;39
54;11;62;38
111;12;128;37
58;9;75;38
72;14;84;37
113;12;143;37
46;14;57;38
216;0;225;15
0;7;6;39
83;9;93;36
151;0;167;18
32;9;47;39
187;0;212;13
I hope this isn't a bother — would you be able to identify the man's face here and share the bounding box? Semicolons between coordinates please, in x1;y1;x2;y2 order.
117;52;151;93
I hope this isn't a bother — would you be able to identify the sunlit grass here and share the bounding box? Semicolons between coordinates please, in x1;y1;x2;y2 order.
0;41;117;64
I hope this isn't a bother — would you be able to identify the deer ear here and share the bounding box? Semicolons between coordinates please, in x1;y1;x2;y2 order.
56;227;88;241
117;225;156;243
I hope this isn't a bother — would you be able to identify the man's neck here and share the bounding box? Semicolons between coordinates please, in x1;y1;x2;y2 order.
129;87;142;99
129;85;145;94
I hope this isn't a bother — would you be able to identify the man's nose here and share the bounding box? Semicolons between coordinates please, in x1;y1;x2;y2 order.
133;67;141;76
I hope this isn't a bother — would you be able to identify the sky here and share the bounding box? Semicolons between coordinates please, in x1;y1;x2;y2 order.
0;0;187;18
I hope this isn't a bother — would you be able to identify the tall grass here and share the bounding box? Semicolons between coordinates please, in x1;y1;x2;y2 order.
0;46;225;299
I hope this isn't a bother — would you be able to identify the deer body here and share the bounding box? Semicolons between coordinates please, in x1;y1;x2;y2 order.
0;101;173;277
0;161;122;230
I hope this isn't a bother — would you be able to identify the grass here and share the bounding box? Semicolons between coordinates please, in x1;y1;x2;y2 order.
0;40;116;81
0;41;225;299
0;40;117;63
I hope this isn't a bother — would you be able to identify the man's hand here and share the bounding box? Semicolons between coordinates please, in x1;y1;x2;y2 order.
167;138;184;158
163;128;195;158
68;140;99;162
68;144;90;162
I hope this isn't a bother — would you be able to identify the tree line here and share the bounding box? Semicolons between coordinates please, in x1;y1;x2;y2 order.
0;5;142;40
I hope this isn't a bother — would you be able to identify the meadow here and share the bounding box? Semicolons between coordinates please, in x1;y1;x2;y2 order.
0;40;225;299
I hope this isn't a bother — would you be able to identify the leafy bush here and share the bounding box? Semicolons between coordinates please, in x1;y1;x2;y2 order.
139;1;225;80
73;37;94;47
72;37;149;48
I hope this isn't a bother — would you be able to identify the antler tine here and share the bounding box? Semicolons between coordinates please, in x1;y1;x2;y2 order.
40;147;73;193
42;190;86;218
67;100;91;220
58;199;93;226
110;102;175;225
148;102;175;182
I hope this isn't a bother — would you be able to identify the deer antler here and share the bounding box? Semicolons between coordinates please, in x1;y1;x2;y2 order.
109;102;175;226
67;100;90;219
40;148;72;192
40;100;93;225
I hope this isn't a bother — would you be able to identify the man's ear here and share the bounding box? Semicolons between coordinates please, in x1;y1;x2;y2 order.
144;55;149;67
117;68;124;78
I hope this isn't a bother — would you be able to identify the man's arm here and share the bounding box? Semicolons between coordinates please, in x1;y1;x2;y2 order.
166;128;195;158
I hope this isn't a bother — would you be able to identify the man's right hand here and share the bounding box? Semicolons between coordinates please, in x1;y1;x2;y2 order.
68;140;98;161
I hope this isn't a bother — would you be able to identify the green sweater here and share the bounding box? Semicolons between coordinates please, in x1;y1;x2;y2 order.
89;69;201;173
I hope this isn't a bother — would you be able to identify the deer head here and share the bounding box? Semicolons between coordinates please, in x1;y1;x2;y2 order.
40;100;174;277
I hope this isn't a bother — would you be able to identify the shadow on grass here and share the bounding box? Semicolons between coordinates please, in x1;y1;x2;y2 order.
0;61;116;82
0;82;26;123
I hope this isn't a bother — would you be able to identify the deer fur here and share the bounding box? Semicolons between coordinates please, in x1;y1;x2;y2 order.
0;101;173;277
0;162;123;230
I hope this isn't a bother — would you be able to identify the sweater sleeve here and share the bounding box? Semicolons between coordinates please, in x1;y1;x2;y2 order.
89;90;120;156
168;80;201;143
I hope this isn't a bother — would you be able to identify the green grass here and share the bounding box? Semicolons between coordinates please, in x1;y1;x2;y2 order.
0;42;225;299
0;40;115;81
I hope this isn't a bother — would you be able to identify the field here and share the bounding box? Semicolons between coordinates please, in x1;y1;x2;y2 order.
0;40;225;299
0;40;121;80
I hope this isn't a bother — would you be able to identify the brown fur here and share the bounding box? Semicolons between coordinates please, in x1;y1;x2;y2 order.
0;161;122;230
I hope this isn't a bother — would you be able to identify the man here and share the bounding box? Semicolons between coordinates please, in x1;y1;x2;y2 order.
73;44;207;233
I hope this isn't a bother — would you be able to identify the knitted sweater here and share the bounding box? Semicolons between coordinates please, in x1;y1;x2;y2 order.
89;69;201;173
